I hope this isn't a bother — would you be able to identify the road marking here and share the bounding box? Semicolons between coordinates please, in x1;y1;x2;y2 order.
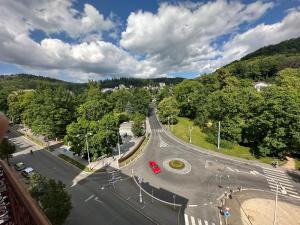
270;188;298;195
188;204;198;207
204;220;208;225
289;194;300;199
94;197;103;203
269;184;296;191
266;174;291;182
264;171;290;179
84;194;95;202
263;167;285;173
250;170;260;175
191;216;196;225
197;218;202;225
184;214;189;225
267;180;294;187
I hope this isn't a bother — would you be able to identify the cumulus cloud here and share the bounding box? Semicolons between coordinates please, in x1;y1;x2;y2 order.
0;0;116;39
220;7;300;65
120;0;274;74
0;0;299;81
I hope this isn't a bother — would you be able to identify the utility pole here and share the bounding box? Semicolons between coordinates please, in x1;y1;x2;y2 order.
217;121;221;149
171;115;173;131
117;132;121;159
168;116;170;129
188;125;193;143
86;134;91;166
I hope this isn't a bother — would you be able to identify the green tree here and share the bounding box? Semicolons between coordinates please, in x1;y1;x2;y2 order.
130;88;151;115
29;174;72;225
24;86;76;138
77;99;112;121
132;113;145;137
108;89;133;113
158;97;180;124
0;138;16;165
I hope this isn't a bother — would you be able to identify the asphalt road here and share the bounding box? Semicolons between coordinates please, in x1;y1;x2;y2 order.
8;130;156;225
123;106;300;225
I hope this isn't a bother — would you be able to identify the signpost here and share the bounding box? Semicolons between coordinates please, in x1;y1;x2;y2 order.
223;206;231;225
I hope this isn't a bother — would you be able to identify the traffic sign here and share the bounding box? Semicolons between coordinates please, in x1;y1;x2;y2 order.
224;211;231;217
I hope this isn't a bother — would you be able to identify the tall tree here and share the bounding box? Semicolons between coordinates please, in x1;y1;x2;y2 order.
158;97;180;124
29;174;72;225
0;138;16;165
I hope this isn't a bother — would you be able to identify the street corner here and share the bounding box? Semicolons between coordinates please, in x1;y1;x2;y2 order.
220;189;300;225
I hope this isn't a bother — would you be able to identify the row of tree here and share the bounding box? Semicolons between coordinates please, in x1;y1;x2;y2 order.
157;68;300;158
5;82;151;159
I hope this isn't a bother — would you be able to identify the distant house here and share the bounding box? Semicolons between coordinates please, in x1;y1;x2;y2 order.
159;82;166;88
253;82;271;92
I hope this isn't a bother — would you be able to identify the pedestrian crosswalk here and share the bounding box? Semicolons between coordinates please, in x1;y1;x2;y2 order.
263;167;299;198
153;128;164;133
159;135;168;148
184;214;216;225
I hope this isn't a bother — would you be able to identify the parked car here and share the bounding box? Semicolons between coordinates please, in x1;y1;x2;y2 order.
149;160;161;174
21;167;34;178
14;162;26;171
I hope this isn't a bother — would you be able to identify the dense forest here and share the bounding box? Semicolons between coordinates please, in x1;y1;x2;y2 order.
157;37;300;159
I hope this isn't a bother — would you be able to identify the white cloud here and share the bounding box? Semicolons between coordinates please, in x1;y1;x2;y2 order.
0;0;116;39
1;0;300;81
120;0;274;74
218;7;300;68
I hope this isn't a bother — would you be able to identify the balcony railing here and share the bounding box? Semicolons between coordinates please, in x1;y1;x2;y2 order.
0;160;52;225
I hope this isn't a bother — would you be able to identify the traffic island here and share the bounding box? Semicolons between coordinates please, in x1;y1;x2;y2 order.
163;158;191;174
169;160;185;169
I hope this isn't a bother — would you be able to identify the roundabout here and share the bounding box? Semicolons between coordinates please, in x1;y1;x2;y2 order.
163;158;191;174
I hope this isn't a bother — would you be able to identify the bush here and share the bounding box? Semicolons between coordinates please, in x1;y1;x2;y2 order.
118;112;130;123
206;132;234;149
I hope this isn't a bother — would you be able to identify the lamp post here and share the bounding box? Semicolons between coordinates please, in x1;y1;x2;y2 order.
76;132;92;167
138;176;143;203
217;121;221;149
117;132;121;159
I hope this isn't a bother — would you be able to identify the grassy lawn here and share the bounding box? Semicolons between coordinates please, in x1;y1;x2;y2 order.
168;117;278;165
58;154;92;172
295;158;300;170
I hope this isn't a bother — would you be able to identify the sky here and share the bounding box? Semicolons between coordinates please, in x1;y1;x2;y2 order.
0;0;300;82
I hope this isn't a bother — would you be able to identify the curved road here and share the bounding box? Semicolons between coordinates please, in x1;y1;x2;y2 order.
124;107;300;225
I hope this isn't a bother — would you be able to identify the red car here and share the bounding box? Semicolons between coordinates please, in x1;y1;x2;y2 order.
149;160;161;174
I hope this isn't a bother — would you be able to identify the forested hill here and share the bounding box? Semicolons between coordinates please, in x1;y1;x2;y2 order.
241;37;300;60
220;37;300;80
0;74;86;93
0;74;184;91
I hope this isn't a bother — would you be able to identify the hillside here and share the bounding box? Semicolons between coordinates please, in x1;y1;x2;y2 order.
241;37;300;60
0;74;86;93
220;37;300;81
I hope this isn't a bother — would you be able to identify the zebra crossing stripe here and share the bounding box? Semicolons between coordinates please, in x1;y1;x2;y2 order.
266;174;291;182
184;214;189;225
197;218;202;225
263;168;285;173
264;171;289;179
269;185;296;191
267;180;294;187
266;178;292;185
270;188;298;195
191;216;196;225
204;220;209;225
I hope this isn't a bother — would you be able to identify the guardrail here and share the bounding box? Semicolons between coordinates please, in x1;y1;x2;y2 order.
118;135;147;168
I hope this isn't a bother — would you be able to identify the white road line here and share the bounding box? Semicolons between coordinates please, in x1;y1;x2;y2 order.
267;180;294;187
264;172;289;179
289;194;300;199
265;174;291;181
263;168;285;173
84;194;95;202
269;185;296;191
263;170;286;177
197;218;202;225
184;214;189;225
204;220;208;225
267;178;292;186
265;172;287;178
270;188;298;195
191;216;196;225
212;223;216;225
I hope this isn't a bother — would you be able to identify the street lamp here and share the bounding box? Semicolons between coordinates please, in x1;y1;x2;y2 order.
138;176;143;203
76;132;92;166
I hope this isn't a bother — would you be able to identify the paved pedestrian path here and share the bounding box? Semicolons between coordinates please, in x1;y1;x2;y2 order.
263;167;299;198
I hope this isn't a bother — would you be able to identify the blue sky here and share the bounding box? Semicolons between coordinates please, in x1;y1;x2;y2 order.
0;0;299;82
